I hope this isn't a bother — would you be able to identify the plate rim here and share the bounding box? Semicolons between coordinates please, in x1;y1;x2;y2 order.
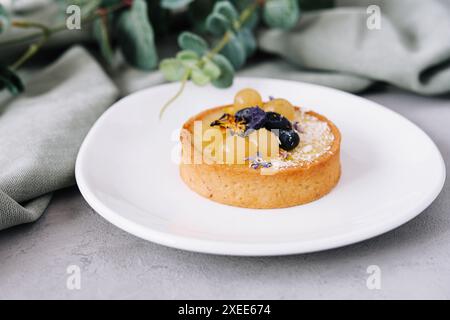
75;77;446;256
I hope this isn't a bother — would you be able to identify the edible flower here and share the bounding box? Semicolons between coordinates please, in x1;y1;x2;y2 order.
235;107;267;132
293;121;304;133
245;152;273;170
210;113;246;136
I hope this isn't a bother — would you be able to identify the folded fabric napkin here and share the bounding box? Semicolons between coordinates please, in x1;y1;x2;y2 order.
0;46;118;230
258;0;450;94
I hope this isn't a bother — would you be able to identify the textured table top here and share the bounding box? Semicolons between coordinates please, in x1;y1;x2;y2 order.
0;89;449;300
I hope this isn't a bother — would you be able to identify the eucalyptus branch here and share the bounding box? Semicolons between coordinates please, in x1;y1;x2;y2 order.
4;1;129;71
11;20;52;34
206;2;258;61
0;1;129;47
205;31;231;60
160;1;261;119
235;1;260;29
159;70;190;119
9;21;51;70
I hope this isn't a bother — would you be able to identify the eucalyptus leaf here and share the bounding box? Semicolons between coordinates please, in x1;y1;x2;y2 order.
206;12;232;36
213;1;239;26
263;0;300;30
0;67;24;95
202;58;221;80
220;33;247;69
160;58;187;82
116;0;158;70
191;68;210;86
161;0;194;10
178;32;209;56
211;54;235;88
176;50;200;68
0;4;10;34
237;28;257;56
93;16;114;65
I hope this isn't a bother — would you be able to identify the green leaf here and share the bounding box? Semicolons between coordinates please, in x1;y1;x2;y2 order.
160;0;194;10
176;50;200;68
220;33;247;69
263;0;300;30
116;0;158;70
211;54;235;88
178;31;209;56
213;1;239;26
237;29;257;56
202;58;221;80
0;4;10;34
0;67;24;95
93;16;114;65
191;68;210;86
206;12;231;36
159;58;187;82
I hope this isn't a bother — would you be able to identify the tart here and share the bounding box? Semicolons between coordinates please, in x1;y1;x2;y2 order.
180;89;341;209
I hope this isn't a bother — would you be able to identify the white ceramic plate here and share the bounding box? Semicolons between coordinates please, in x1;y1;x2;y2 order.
75;78;445;256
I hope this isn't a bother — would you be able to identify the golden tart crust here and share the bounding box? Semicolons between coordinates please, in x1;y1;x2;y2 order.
180;105;341;209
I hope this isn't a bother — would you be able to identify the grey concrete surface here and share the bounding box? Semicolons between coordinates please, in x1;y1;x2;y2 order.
0;89;449;300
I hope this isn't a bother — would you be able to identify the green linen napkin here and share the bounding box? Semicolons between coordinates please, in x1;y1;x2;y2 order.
0;46;118;230
257;0;450;94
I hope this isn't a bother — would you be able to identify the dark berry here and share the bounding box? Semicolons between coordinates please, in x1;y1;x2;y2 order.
264;112;292;130
279;129;300;151
235;107;266;131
